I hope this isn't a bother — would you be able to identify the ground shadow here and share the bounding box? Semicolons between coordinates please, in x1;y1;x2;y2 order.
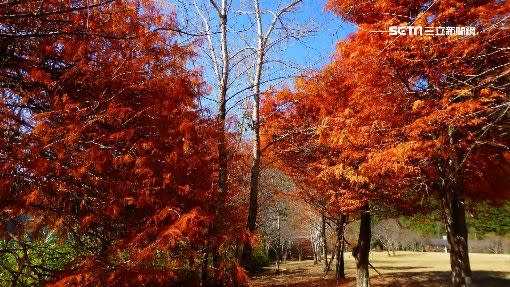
275;268;309;276
377;266;431;271
251;277;356;287
373;271;510;287
473;271;510;287
253;267;309;276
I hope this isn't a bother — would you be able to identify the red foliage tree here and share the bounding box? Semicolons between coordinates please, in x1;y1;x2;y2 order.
263;1;510;287
0;1;249;286
324;1;510;286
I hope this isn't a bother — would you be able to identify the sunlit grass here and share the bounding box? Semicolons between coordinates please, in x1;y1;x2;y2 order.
250;251;510;286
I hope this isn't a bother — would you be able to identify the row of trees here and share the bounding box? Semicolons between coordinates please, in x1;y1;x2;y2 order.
0;0;324;285
261;1;510;287
1;0;509;286
256;187;510;274
372;218;510;255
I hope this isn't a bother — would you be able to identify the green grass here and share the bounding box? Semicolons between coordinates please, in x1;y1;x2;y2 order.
250;252;510;286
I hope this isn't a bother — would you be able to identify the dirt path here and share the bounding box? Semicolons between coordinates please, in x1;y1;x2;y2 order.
249;252;510;287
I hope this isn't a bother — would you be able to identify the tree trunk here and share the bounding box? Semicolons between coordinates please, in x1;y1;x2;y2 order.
440;126;472;287
321;214;329;272
243;78;262;266
277;213;282;261
242;137;259;262
243;0;266;268
354;204;371;287
243;115;260;265
440;187;472;287
312;234;318;264
336;214;347;280
311;226;319;264
210;80;228;286
208;1;230;284
325;242;337;274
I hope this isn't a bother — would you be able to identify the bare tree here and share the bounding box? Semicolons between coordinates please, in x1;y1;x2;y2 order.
245;0;307;266
373;218;402;256
257;169;313;271
177;2;231;283
320;213;330;272
169;0;320;273
308;212;323;264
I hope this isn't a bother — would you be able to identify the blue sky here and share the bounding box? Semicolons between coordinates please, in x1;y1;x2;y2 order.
165;0;357;116
280;0;357;69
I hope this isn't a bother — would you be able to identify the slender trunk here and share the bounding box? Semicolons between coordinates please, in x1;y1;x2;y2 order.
354;204;371;287
275;213;281;273
440;187;472;287
311;227;318;264
336;214;347;280
277;213;282;261
209;2;229;283
321;214;329;272
325;242;337;274
243;0;265;268
210;84;228;286
243;95;261;265
441;126;472;287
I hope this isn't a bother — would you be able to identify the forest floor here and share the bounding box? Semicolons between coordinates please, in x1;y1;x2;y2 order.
249;251;510;287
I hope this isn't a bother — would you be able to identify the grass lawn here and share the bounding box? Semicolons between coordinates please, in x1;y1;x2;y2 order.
249;251;510;286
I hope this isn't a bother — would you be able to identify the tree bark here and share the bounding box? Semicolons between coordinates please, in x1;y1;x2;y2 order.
440;187;472;287
336;214;347;280
242;90;261;266
208;2;229;284
243;0;265;267
354;204;371;287
276;213;281;272
321;214;329;272
440;126;472;287
311;225;319;264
